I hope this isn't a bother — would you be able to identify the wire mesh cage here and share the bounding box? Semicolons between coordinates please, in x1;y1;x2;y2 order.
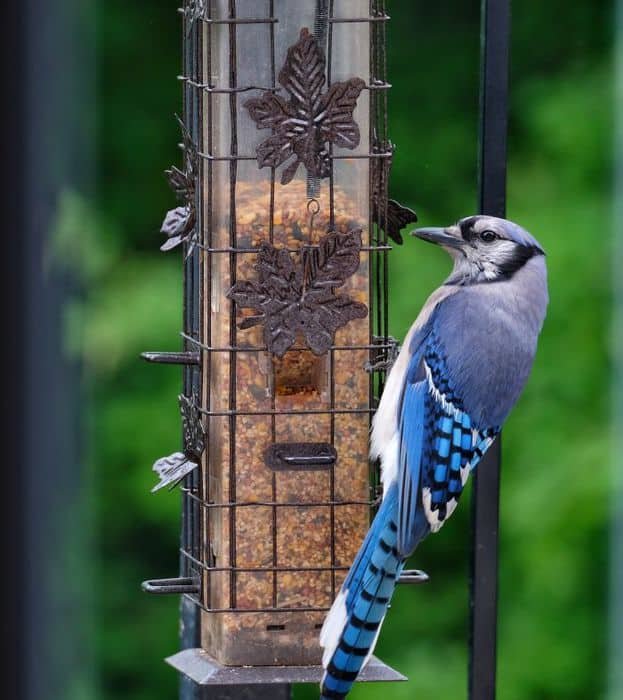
144;0;417;671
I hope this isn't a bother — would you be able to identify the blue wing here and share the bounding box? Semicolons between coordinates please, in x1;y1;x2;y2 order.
396;335;499;555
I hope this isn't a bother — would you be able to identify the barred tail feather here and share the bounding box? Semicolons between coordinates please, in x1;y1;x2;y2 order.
320;485;404;700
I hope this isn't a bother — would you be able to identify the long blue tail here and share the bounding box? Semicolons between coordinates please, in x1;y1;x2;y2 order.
319;485;404;700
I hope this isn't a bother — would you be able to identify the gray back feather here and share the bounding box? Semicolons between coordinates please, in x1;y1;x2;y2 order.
432;255;548;428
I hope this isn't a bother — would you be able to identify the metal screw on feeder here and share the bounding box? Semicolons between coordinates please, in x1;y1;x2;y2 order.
142;0;419;692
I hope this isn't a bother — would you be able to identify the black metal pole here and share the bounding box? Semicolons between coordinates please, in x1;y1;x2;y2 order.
469;1;510;699
1;0;26;697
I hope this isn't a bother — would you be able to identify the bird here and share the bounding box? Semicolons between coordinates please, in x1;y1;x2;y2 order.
319;215;548;700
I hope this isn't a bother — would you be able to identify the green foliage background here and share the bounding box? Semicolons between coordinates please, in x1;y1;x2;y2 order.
74;2;615;698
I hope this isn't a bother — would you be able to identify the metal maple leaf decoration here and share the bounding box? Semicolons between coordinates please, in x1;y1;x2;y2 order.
183;0;204;34
371;153;418;245
245;28;366;186
382;200;418;245
227;229;368;357
151;392;205;493
160;116;199;256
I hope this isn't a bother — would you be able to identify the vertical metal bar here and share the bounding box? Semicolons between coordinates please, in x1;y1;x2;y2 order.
379;0;389;351
326;0;336;224
325;0;337;604
308;0;329;200
314;0;330;47
477;0;510;217
227;0;239;613
204;0;215;617
180;3;204;700
469;1;510;699
368;0;376;498
268;0;279;614
371;0;388;502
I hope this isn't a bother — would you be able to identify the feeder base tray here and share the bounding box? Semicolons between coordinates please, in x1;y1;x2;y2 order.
166;648;407;686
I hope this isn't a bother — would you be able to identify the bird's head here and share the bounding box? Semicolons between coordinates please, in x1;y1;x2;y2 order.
412;215;545;285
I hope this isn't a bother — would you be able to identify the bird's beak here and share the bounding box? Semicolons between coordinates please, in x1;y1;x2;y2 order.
411;227;464;250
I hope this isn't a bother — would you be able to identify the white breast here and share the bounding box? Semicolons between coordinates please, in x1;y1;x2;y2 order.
370;286;457;491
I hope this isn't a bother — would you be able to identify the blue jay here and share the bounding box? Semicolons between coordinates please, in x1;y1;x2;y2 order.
319;216;548;699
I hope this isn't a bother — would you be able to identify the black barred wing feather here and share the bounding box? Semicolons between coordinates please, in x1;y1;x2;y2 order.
419;346;498;531
396;345;498;554
419;391;497;533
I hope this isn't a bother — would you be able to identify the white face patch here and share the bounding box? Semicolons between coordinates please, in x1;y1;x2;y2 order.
440;217;531;284
449;238;518;283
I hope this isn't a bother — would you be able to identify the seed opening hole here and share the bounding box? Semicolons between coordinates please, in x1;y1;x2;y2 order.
273;347;327;397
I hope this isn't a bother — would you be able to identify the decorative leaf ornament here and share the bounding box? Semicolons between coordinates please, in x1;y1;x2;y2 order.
184;0;205;32
227;229;368;357
383;200;418;245
179;393;205;458
151;452;195;493
152;393;205;492
245;28;366;185
160;116;199;256
371;153;418;245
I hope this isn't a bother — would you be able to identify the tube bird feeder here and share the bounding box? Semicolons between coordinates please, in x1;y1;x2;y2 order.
143;0;418;686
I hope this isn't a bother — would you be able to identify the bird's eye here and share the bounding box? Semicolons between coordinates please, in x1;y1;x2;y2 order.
479;230;498;243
